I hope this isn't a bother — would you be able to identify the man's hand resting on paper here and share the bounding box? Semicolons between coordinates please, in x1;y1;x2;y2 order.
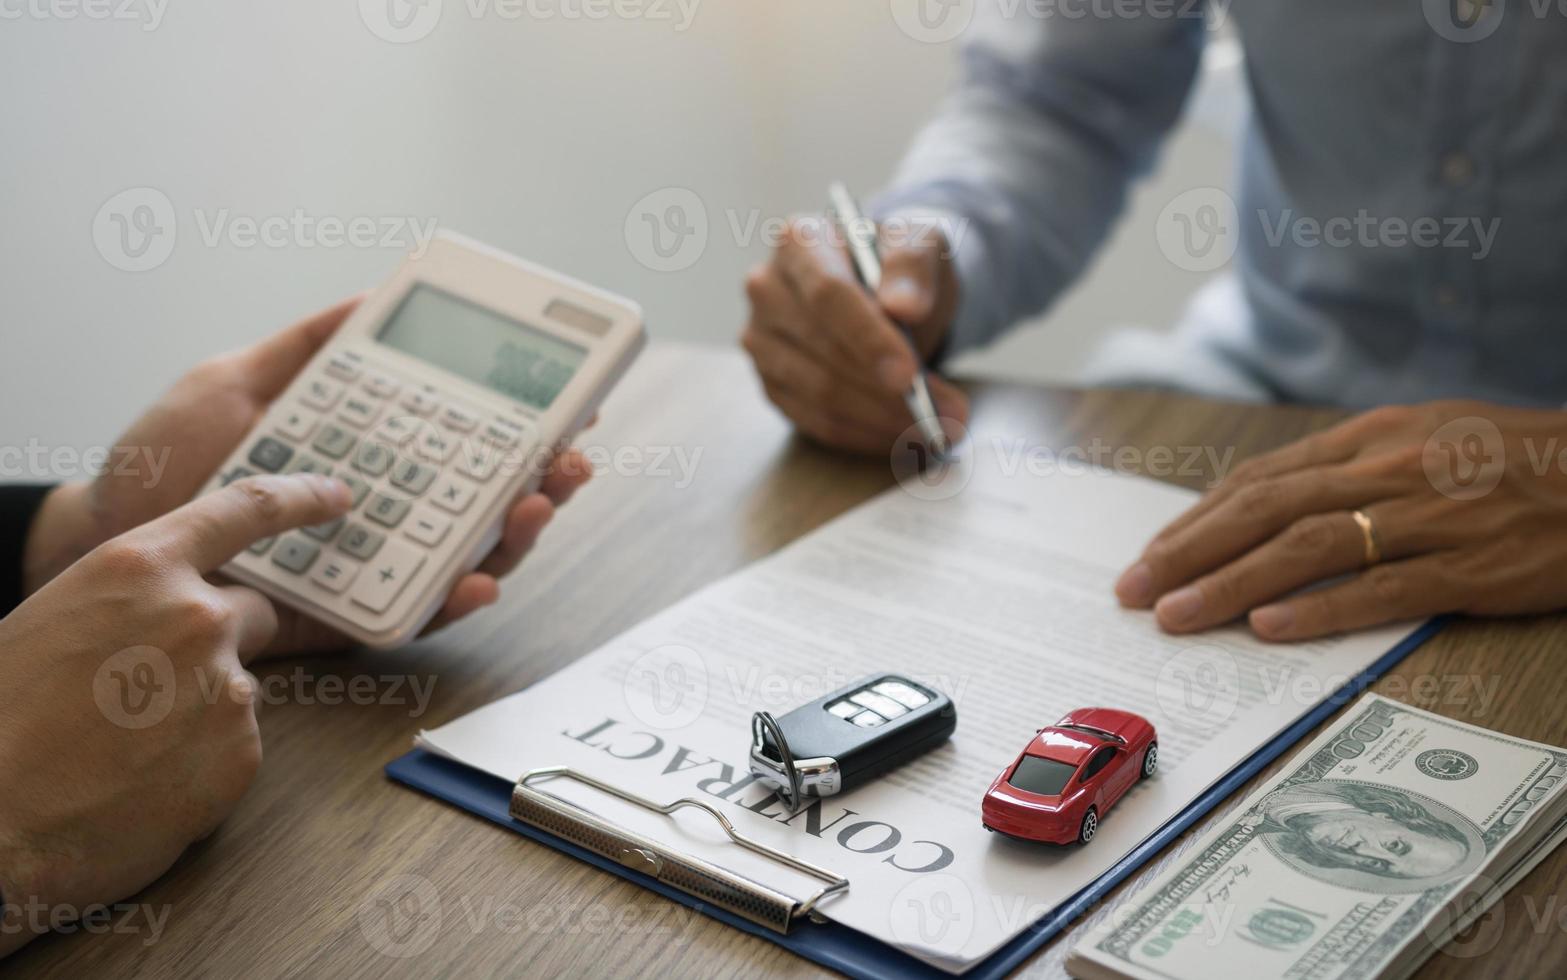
0;474;351;958
741;217;968;453
1117;402;1567;641
20;297;593;658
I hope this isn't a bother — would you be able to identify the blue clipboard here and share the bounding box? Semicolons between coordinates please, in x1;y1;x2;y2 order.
387;618;1444;978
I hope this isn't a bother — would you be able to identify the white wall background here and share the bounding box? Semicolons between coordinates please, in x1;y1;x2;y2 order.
0;1;1239;460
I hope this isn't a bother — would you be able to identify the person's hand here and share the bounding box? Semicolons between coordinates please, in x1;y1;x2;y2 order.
1115;401;1567;641
0;473;351;958
741;217;969;454
22;297;594;656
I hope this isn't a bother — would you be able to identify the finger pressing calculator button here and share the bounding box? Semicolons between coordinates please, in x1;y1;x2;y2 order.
286;454;332;477
350;538;427;614
341;474;371;507
339;523;385;560
309;555;359;594
271;536;320;574
440;404;479;432
325;354;362;383
353;441;394;477
430;476;477;514
366;493;411;528
405;506;451;547
302;378;344;411
247;437;294;473
338;395;382;430
275;406;316;442
389;458;436;496
400;388;439;417
303;517;345;542
312;424;357;460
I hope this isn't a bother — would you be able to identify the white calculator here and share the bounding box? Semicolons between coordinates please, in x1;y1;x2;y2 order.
199;232;645;648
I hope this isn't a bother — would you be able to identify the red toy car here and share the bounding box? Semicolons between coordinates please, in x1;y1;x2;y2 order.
982;708;1157;844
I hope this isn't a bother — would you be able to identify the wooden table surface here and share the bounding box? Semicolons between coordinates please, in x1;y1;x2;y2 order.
13;343;1567;978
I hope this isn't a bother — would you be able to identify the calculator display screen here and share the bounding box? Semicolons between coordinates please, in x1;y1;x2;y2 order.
377;285;587;410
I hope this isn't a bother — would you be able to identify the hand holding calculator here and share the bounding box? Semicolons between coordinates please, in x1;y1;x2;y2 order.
198;233;645;648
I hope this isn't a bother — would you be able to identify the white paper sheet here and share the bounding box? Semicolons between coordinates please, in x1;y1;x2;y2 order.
416;446;1423;972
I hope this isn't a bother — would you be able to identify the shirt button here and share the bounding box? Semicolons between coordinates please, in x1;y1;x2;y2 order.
1440;153;1476;187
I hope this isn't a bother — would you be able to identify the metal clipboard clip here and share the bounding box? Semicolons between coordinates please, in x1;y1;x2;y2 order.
509;766;850;935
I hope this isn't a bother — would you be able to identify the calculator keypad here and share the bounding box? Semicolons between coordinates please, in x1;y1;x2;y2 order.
215;346;539;633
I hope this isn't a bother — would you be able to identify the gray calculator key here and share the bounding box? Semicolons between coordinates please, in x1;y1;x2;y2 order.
341;474;371;507
365;493;411;529
389;458;436;496
312;424;357;460
339;523;385;560
248;536;275;555
220;466;255;486
286;454;332;477
353;440;394;477
271;536;320;574
248;437;294;473
303;517;345;542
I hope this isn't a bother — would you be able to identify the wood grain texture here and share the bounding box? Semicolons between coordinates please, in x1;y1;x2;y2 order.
9;344;1565;978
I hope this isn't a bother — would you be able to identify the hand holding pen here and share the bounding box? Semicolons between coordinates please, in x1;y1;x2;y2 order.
740;189;969;456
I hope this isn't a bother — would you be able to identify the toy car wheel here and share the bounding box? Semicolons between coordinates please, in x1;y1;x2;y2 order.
1078;807;1098;844
1141;742;1159;779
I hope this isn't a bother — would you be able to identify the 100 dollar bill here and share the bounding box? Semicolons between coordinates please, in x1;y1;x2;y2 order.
1070;694;1567;980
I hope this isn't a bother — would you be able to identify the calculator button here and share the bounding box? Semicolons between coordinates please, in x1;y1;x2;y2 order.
286;454;332;477
850;710;886;728
311;424;357;460
341;474;372;507
271;536;319;574
413;428;458;464
339;523;385;560
353;441;395;477
389;458;436;496
338;395;382;430
325;353;362;383
430;476;477;515
400;388;439;417
827;699;861;720
309;555;359;594
457;445;500;482
481;420;522;448
849;690;908;720
440;404;480;432
248;536;275;555
371;415;419;446
247;437;294;473
366;493;411;528
873;681;931;710
219;466;255;486
303;517;345;542
350;539;427;614
275;406;316;442
363;372;400;398
301;378;344;411
405;506;451;547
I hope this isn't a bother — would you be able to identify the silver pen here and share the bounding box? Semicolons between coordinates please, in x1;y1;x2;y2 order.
827;181;951;458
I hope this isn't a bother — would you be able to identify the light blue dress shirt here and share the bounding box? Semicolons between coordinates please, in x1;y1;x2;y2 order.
874;0;1566;408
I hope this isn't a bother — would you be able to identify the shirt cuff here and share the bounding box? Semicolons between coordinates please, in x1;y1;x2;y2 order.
868;202;999;365
0;484;55;617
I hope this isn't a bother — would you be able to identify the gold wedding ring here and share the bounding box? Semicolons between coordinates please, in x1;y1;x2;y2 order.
1351;509;1383;566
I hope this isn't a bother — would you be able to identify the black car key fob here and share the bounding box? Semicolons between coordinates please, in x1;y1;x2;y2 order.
749;674;956;810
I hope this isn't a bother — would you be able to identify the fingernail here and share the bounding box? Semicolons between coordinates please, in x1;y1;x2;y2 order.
1115;563;1153;606
1156;585;1204;627
880;275;927;316
306;474;352;509
878;354;914;391
1250;604;1294;637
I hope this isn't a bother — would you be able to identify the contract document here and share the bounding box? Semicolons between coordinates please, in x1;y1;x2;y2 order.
415;449;1426;973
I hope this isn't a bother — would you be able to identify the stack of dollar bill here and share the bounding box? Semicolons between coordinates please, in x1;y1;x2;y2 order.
1068;694;1567;980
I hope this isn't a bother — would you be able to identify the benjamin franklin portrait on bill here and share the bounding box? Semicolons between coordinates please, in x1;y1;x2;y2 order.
1247;780;1487;893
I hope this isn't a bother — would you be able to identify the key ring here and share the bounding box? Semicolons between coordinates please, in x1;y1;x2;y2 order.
750;711;803;810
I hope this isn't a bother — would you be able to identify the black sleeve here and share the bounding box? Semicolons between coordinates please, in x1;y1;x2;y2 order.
1;484;54;617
